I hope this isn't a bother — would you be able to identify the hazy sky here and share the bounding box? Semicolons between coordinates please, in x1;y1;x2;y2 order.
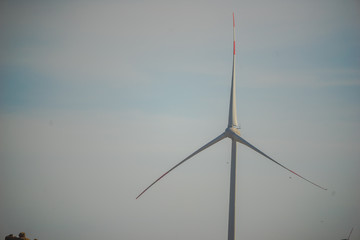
1;1;359;240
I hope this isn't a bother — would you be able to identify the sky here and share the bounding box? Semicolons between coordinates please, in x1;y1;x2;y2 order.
0;1;359;240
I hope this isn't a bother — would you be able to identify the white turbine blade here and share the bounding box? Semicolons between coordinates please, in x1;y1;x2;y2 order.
228;12;238;128
348;227;354;240
136;132;227;199
231;133;327;190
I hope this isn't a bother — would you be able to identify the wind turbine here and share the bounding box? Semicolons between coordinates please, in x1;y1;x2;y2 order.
341;227;354;240
136;13;327;240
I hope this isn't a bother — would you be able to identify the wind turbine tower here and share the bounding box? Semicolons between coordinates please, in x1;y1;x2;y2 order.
137;13;327;240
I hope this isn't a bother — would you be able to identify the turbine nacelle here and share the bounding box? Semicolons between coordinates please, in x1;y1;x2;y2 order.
225;126;241;138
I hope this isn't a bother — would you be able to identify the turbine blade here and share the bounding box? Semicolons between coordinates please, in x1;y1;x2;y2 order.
228;12;238;128
136;132;227;199
348;227;354;240
232;133;327;190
